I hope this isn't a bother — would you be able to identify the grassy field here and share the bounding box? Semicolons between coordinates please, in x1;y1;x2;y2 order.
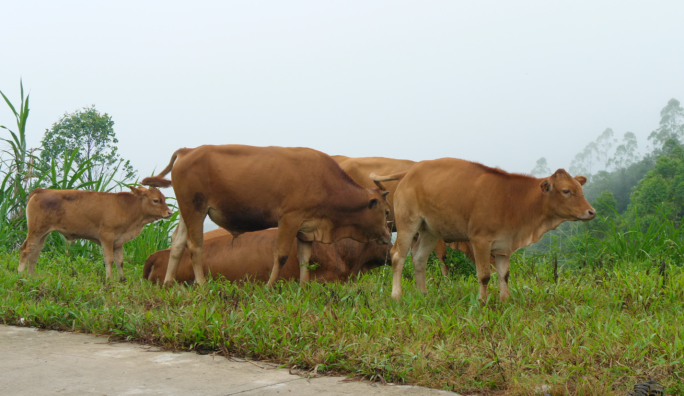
1;251;683;395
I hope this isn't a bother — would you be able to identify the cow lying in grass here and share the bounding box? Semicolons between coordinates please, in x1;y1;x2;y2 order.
18;186;173;279
143;228;391;284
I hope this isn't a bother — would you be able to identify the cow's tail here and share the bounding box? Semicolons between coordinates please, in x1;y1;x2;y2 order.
141;148;190;188
369;172;408;190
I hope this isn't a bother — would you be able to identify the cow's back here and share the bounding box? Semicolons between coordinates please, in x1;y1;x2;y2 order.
26;189;138;238
396;158;542;243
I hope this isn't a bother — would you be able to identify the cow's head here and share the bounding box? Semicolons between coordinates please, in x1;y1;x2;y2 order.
541;169;596;221
364;189;393;245
130;186;174;222
357;240;392;274
333;238;392;278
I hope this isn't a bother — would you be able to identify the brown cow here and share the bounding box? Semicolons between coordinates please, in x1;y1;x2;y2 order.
141;145;392;287
332;155;491;274
143;228;391;283
373;160;595;302
18;187;173;279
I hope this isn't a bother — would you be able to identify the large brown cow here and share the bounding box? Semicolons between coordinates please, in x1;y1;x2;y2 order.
18;187;173;279
372;160;595;302
141;145;392;287
332;155;491;274
143;228;391;283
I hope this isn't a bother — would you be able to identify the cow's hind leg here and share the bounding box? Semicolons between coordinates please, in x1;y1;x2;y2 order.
471;239;493;304
18;232;49;274
298;240;313;286
390;222;422;301
495;254;511;301
164;216;188;286
185;216;206;285
412;231;440;294
267;217;300;288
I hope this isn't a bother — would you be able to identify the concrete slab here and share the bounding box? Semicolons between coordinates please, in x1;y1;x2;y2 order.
0;325;459;396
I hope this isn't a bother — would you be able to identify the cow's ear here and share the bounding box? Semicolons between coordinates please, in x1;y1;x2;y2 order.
574;175;587;186
540;179;551;193
368;198;379;209
129;186;144;196
381;191;389;199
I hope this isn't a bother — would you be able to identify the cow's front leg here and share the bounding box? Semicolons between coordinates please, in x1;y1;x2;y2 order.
471;239;493;305
267;217;300;288
494;254;511;301
297;239;313;285
100;238;115;279
113;246;125;281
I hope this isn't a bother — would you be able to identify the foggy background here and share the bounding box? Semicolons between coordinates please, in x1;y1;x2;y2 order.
2;1;684;176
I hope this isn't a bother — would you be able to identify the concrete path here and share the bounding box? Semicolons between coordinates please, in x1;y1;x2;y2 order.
0;325;459;396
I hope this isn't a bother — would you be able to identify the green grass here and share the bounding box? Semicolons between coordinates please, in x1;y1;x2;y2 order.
1;252;683;395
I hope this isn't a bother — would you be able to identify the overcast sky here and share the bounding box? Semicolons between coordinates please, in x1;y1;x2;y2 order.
2;1;684;178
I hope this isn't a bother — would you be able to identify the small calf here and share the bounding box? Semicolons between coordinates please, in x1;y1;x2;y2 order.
18;186;173;279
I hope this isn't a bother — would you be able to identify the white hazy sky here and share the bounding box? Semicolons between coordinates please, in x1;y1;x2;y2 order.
2;1;684;177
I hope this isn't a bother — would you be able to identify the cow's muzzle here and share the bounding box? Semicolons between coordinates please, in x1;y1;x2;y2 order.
579;208;596;221
377;237;391;245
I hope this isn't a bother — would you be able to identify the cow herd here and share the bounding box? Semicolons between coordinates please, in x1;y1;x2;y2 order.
18;144;596;303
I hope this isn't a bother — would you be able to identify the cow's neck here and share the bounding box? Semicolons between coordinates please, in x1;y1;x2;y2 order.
328;184;374;241
119;194;149;227
511;187;566;249
330;224;368;243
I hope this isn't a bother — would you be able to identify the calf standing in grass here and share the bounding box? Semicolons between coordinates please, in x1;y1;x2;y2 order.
373;161;595;303
18;186;173;279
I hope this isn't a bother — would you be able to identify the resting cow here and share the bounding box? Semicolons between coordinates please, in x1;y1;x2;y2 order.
142;145;391;287
18;187;173;279
143;228;391;283
332;155;491;274
372;160;595;302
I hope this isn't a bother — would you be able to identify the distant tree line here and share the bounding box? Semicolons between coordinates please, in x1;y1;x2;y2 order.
532;98;684;216
530;98;684;255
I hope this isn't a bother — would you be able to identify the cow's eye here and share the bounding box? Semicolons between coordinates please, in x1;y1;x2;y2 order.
385;210;390;216
153;199;160;204
562;189;571;194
